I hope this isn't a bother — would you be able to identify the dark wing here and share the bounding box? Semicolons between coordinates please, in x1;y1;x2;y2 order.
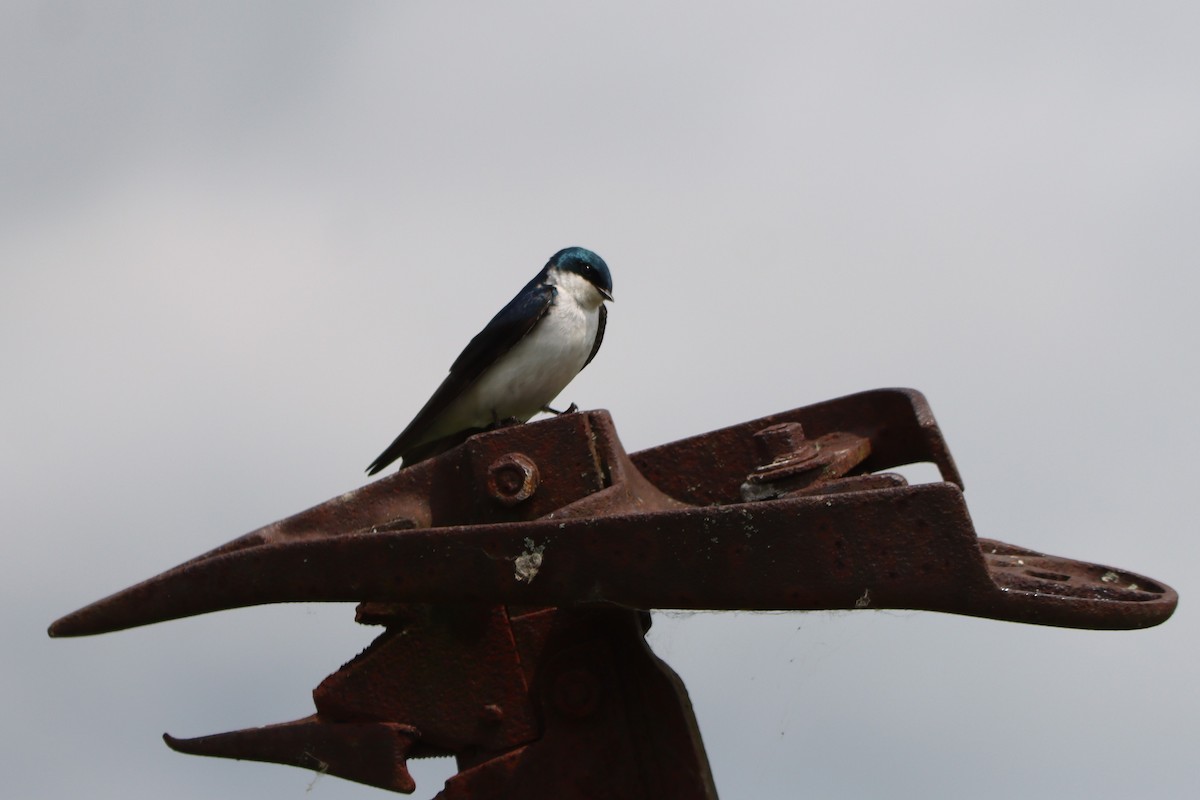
366;280;556;475
583;303;606;368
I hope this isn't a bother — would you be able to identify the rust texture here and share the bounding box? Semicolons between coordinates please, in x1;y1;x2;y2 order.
49;388;1177;798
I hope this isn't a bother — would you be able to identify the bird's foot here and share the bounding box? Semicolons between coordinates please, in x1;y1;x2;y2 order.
487;415;524;431
541;403;579;415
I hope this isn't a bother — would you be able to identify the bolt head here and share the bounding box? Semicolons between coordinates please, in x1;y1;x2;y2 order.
754;422;809;462
486;453;540;505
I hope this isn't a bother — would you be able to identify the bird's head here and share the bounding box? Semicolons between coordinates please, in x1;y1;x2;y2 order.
547;247;613;306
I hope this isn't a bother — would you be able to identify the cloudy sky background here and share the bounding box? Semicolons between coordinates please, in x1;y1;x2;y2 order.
4;2;1197;798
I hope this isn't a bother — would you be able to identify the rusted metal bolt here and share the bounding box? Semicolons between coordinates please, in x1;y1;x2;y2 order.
553;668;600;718
487;452;539;505
480;703;505;724
754;422;815;464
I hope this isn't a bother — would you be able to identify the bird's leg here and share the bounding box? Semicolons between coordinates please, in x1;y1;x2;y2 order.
541;403;579;415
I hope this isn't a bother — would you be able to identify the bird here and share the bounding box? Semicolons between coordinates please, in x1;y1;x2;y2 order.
366;246;613;474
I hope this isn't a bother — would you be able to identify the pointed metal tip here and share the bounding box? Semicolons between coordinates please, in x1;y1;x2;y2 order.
48;598;135;638
162;732;193;753
47;612;86;638
163;719;420;794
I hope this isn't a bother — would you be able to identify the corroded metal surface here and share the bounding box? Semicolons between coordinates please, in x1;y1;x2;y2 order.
49;388;1177;798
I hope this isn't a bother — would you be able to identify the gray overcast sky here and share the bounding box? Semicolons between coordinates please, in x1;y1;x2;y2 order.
4;2;1198;798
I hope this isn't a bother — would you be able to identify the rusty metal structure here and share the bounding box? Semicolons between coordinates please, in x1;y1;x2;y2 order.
50;388;1176;798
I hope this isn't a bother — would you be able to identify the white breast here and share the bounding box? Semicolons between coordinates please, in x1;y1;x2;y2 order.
428;277;603;438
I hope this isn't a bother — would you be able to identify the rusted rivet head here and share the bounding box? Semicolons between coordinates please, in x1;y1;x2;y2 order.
487;452;539;505
553;668;600;718
480;703;505;724
754;422;815;463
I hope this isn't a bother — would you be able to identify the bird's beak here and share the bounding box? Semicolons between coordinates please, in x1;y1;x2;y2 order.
599;287;614;302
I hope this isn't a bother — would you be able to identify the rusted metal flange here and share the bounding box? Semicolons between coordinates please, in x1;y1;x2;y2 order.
48;388;1177;798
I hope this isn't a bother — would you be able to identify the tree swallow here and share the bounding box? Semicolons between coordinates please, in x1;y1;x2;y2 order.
366;247;613;474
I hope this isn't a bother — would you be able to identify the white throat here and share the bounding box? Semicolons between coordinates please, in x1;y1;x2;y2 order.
547;268;607;311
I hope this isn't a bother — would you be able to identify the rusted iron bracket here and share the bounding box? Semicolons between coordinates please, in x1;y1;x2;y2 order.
49;388;1176;798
